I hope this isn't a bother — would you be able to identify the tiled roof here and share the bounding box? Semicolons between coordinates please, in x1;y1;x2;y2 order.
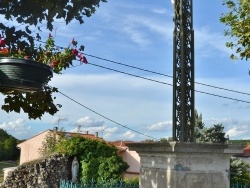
243;145;250;155
18;129;103;146
109;141;135;147
108;141;138;152
62;132;104;141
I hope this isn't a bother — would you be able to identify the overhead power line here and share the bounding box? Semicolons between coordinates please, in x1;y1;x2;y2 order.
84;53;172;78
34;39;250;103
58;90;158;140
84;53;250;97
196;90;250;104
35;38;250;97
88;62;172;86
83;61;250;105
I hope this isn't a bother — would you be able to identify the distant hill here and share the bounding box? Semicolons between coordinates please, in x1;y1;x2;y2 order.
0;128;20;161
229;140;250;146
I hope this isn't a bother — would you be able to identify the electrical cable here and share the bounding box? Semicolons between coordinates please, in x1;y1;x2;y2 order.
84;53;250;96
196;90;250;104
88;62;172;86
58;90;158;140
85;61;250;104
34;39;250;104
35;38;250;97
84;53;173;78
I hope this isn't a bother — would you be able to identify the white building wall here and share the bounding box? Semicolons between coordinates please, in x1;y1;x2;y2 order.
17;130;52;165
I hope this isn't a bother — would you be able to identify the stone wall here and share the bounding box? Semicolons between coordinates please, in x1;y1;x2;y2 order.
1;154;72;188
127;142;244;188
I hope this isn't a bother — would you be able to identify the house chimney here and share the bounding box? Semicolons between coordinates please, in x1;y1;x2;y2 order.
53;127;58;132
95;132;98;137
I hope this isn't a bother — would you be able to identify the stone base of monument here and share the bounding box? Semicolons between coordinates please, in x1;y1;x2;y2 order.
126;142;243;188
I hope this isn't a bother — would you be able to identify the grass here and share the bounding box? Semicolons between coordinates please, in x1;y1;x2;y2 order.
0;161;18;183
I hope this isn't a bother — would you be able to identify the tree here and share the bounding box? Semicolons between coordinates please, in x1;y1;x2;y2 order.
202;124;228;144
0;0;107;119
3;137;19;160
38;131;58;157
220;0;250;60
230;157;250;185
0;128;20;160
159;138;168;143
194;109;206;142
194;110;227;144
55;135;129;183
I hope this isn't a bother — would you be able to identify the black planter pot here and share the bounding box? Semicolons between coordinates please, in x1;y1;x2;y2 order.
0;57;53;92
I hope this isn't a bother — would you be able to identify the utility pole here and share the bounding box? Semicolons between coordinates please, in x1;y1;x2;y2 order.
172;0;195;142
57;115;65;130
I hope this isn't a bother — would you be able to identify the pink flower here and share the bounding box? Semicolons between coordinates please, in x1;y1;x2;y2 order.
0;38;5;47
72;49;78;56
78;53;88;64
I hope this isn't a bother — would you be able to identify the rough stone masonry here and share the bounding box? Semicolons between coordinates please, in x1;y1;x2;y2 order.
1;154;71;188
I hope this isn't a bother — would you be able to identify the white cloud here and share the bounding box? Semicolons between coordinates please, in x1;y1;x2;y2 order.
146;121;172;131
121;15;172;47
0;119;31;138
226;127;245;138
122;131;136;140
51;116;69;125
76;116;105;128
205;118;239;128
103;127;119;139
69;126;105;134
123;23;151;47
151;8;169;15
65;116;106;136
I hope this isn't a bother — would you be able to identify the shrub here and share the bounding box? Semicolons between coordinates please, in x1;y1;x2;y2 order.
55;135;129;183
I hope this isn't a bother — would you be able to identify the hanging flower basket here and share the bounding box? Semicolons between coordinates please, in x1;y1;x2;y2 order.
0;33;88;92
0;57;53;92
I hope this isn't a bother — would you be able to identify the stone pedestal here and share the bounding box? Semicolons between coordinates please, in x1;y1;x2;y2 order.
126;142;243;188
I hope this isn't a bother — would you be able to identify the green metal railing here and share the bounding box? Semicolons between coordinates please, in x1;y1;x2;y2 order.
60;179;139;188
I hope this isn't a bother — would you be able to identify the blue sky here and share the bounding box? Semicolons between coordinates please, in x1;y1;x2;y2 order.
0;0;250;141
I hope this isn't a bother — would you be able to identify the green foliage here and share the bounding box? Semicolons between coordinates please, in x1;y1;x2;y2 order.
194;110;206;142
56;135;129;183
194;110;227;144
0;0;107;119
159;138;168;143
202;124;228;144
38;131;58;157
98;156;129;182
56;135;117;160
81;158;99;183
142;139;156;143
220;0;250;60
229;140;250;145
0;0;107;31
60;179;139;188
230;157;250;185
0;128;20;160
124;177;139;185
1;87;59;119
